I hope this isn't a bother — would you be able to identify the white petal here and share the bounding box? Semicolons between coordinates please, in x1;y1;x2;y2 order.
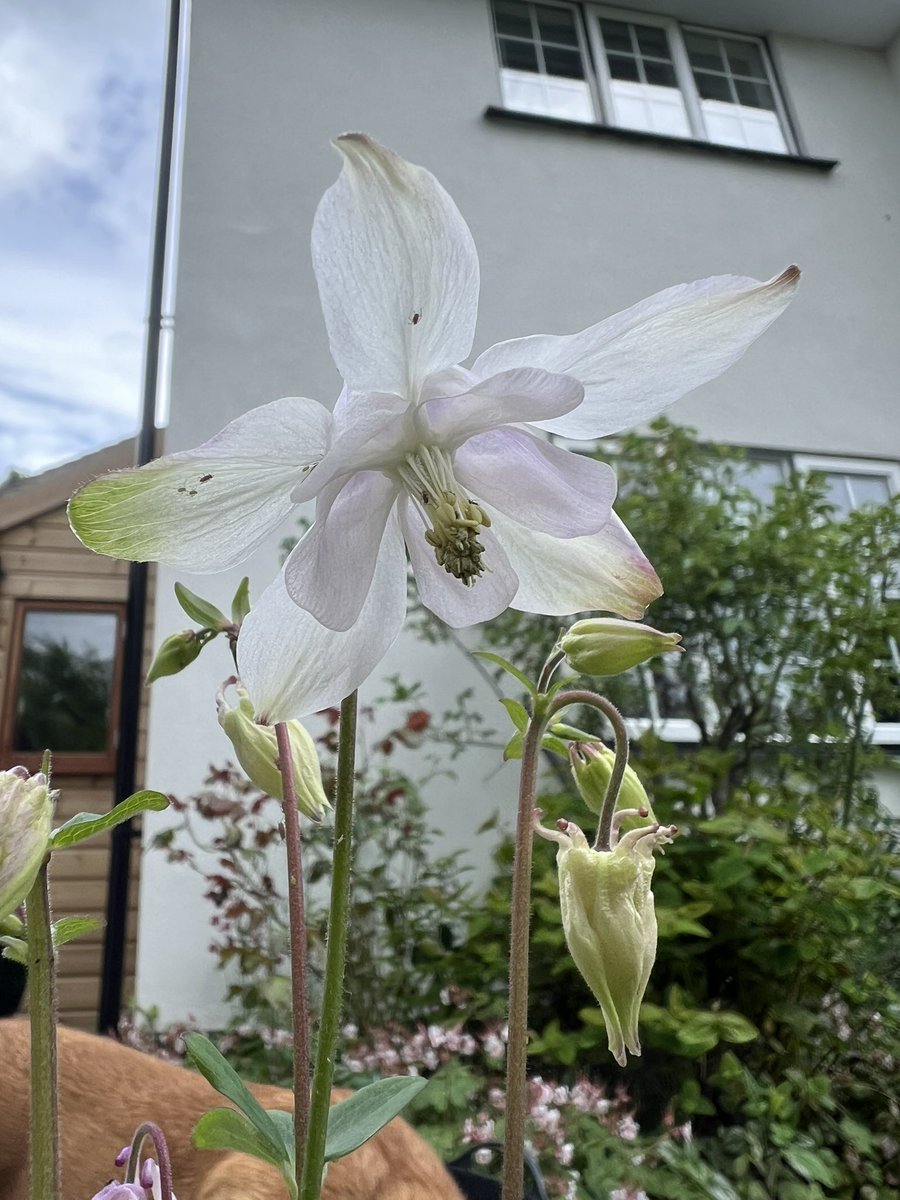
284;471;400;631
399;496;518;628
419;367;582;447
238;514;408;723
68;398;332;570
312;133;480;396
473;268;800;439
490;510;661;619
454;428;616;538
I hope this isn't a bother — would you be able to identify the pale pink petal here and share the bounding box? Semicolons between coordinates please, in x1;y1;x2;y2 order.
312;133;479;396
285;471;401;631
419;368;583;447
399;496;518;628
454;428;616;537
69;397;332;570
489;510;661;619
238;516;407;722
473;268;800;439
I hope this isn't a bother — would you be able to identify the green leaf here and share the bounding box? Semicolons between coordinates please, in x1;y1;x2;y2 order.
713;1012;759;1044
472;651;537;697
499;697;529;732
52;916;102;947
843;876;883;900
50;791;169;848
324;1076;428;1163
231;577;252;624
502;731;524;761
783;1147;838;1186
192;1108;290;1171
540;734;571;758
174;582;229;630
183;1033;285;1159
0;936;28;964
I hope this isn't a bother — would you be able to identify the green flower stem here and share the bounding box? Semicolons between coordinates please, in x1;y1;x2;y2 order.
501;705;550;1200
299;690;358;1200
547;689;630;850
25;856;60;1200
275;721;313;1186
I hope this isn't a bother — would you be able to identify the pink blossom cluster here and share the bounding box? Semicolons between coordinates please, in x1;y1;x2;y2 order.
339;1020;506;1075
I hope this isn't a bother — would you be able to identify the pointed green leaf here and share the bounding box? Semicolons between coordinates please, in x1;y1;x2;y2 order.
0;937;28;964
183;1033;284;1157
52;916;102;947
548;721;596;742
472;651;537;697
540;734;571;758
174;582;229;630
499;697;529;732
192;1109;294;1188
50;791;169;849
231;577;252;624
324;1076;428;1163
503;731;524;761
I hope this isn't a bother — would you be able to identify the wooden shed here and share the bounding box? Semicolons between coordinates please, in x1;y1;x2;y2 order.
0;440;154;1030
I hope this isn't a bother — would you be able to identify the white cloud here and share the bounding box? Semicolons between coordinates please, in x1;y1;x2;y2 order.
0;0;166;478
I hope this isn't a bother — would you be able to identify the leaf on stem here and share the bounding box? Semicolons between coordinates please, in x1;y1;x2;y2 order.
175;582;230;630
323;1076;428;1162
50;791;169;849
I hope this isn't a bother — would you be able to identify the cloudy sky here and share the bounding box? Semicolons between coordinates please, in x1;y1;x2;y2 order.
0;0;166;479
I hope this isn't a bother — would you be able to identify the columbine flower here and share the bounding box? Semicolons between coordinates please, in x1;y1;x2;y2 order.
0;767;55;921
68;134;798;721
534;811;676;1067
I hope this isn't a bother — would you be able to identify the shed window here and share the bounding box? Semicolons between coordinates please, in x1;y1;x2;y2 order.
2;602;124;773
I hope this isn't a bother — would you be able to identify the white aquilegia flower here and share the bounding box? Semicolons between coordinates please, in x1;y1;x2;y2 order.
68;134;798;720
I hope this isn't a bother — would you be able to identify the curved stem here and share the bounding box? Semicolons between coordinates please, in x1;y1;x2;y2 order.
26;857;59;1200
501;707;550;1200
124;1122;175;1200
536;648;565;696
275;722;312;1185
299;691;358;1200
546;689;629;851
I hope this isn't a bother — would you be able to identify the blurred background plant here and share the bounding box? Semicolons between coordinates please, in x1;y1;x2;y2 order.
141;423;900;1198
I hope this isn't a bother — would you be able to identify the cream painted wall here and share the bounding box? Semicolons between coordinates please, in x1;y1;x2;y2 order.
136;0;900;1024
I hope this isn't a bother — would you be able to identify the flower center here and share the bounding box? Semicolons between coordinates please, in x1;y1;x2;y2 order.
398;446;491;586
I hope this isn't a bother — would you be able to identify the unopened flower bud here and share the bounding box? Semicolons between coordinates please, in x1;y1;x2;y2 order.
0;768;56;921
146;630;205;683
560;618;682;677
534;811;677;1066
569;742;655;829
216;681;329;821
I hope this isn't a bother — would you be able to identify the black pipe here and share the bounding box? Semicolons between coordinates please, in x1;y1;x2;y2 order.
98;0;183;1034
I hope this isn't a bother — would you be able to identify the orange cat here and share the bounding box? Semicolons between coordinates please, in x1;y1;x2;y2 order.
0;1021;465;1200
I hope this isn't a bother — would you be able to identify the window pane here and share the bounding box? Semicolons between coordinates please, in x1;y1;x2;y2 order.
847;474;892;508
735;457;786;504
493;0;533;40
500;36;540;72
644;58;677;87
599;19;632;55
542;44;584;79
635;25;669;59
684;30;725;72
734;77;775;110
694;70;732;102
724;37;766;79
13;610;119;754
820;473;853;518
535;4;578;46
607;53;640;82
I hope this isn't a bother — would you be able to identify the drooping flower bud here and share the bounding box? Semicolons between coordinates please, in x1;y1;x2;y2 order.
146;630;205;683
534;810;676;1067
560;618;682;677
0;767;55;921
216;680;329;821
569;741;655;830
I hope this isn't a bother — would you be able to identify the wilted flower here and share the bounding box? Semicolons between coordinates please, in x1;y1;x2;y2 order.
216;679;329;820
0;767;55;921
560;618;682;677
69;133;798;721
534;811;676;1067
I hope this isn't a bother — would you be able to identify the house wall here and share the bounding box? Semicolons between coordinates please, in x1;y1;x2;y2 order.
0;505;148;1029
137;0;900;1024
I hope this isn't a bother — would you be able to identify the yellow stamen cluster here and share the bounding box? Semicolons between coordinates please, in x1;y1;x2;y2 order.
423;492;491;585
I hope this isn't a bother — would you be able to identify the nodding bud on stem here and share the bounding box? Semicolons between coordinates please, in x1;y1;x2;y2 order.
0;767;55;921
216;680;330;821
568;741;655;833
560;618;682;677
534;810;677;1067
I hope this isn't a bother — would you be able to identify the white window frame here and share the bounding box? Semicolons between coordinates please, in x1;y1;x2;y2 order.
490;1;797;154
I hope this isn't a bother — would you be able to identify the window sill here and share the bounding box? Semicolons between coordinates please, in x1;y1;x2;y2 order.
484;105;839;172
